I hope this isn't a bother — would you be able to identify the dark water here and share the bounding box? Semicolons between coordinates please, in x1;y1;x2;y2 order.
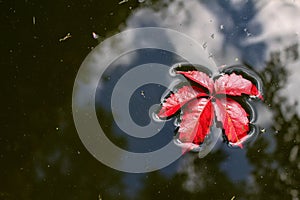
3;0;300;199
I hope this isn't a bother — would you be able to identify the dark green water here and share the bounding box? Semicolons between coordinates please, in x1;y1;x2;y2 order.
2;0;300;199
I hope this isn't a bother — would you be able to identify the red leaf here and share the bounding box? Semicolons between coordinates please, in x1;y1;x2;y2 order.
158;86;208;118
178;98;213;145
214;73;262;99
214;98;249;146
176;71;214;94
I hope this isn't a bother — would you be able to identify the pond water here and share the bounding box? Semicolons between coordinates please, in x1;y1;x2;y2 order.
3;0;300;199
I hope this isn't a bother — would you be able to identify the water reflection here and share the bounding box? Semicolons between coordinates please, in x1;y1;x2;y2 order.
4;0;300;199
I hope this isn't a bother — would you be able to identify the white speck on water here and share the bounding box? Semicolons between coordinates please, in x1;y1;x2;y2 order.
140;90;145;98
92;32;99;39
32;16;36;24
119;0;128;4
235;57;239;62
138;0;145;3
220;24;224;30
59;33;71;42
257;149;261;153
55;127;59;131
244;28;252;37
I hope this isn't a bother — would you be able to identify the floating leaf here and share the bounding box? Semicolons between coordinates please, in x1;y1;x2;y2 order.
214;73;262;99
215;98;249;146
157;66;263;150
176;70;214;94
178;98;213;144
158;86;207;118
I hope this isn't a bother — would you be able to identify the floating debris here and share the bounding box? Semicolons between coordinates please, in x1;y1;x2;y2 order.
202;42;207;49
220;24;224;30
244;28;252;37
59;33;71;42
92;32;99;39
140;90;145;98
210;33;215;39
118;0;128;4
32;16;36;25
